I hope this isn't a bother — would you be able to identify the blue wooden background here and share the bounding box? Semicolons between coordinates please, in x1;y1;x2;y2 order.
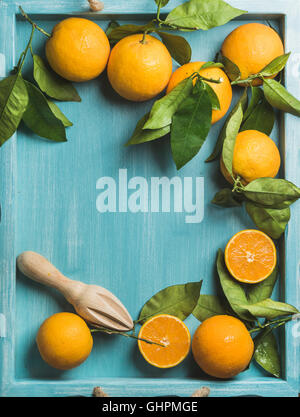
0;0;299;396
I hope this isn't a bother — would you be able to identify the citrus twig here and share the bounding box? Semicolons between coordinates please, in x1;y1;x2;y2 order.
17;24;35;73
90;327;166;347
231;74;262;85
19;6;51;38
249;316;293;334
200;75;221;84
140;31;147;44
191;73;221;84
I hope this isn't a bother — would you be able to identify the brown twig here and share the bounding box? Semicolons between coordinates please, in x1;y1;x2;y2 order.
19;6;51;38
90;327;166;347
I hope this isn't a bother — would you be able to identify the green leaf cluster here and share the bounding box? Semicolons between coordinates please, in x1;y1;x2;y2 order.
220;51;300;117
0;15;81;147
127;72;224;169
212;176;300;240
192;249;299;377
209;83;300;239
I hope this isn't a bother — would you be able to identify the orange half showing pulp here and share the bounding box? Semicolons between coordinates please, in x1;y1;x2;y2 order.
138;314;191;368
225;229;276;284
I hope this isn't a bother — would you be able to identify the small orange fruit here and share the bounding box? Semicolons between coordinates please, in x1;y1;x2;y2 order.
220;129;281;185
166;61;232;124
46;18;110;82
138;314;191;368
221;23;284;86
36;312;93;370
192;315;254;379
107;34;172;102
225;229;277;284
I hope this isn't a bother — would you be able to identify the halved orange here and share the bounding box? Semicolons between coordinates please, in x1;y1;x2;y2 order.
225;229;276;284
138;314;191;368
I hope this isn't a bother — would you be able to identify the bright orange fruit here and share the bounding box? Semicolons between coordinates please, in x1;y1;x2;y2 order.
138;314;191;368
46;18;110;82
220;129;281;185
192;315;254;379
221;23;284;86
225;229;277;284
166;61;232;124
107;34;172;102
36;312;93;370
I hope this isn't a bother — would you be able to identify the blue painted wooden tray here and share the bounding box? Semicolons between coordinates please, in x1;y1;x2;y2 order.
0;0;299;397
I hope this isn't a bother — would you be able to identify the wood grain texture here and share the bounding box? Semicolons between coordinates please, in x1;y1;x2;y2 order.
0;0;299;397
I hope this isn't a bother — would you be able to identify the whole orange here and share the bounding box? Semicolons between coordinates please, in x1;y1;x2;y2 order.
192;315;254;379
46;18;110;82
166;62;232;124
221;23;284;85
220;129;281;184
36;312;93;370
107;34;172;102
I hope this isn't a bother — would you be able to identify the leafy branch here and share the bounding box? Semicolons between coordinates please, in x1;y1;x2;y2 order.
126;65;225;169
0;6;81;147
208;78;300;239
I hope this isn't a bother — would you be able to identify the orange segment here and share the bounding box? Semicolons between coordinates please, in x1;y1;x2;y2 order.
225;229;276;284
138;314;191;368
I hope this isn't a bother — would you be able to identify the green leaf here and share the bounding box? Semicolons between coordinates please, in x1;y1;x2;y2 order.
138;281;202;323
254;328;280;378
245;202;290;239
0;73;29;146
243;178;300;209
203;81;220;110
200;61;224;70
107;22;156;44
22;81;67;142
46;99;73;127
243;86;262;121
218;53;241;82
193;294;227;321
105;20;120;37
157;31;191;65
263;78;300;117
241;298;299;320
211;188;243;207
206;87;247;162
221;96;244;176
33;55;81;102
259;52;291;77
216;249;255;322
247;265;278;304
144;77;194;130
165;0;247;30
240;87;275;136
171;81;212;169
126;112;170;146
